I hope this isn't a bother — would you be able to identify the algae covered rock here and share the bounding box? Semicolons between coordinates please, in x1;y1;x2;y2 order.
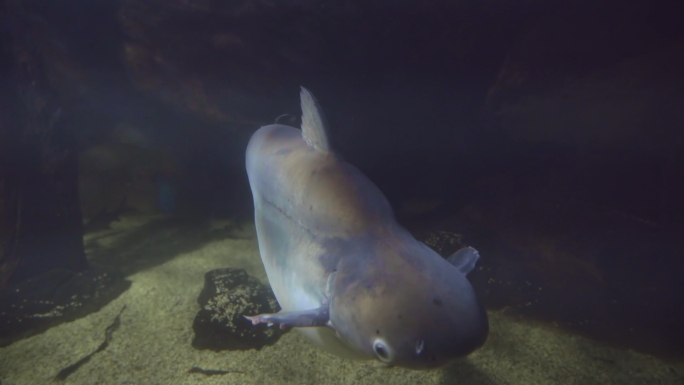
192;268;284;351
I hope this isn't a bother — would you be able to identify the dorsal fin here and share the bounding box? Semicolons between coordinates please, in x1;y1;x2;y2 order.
300;86;331;154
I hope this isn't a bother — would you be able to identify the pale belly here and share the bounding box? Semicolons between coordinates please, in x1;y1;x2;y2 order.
252;196;369;360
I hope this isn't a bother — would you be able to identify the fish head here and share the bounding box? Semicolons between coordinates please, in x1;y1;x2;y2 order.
328;244;488;369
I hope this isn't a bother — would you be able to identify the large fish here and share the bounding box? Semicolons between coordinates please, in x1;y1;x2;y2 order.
245;87;488;369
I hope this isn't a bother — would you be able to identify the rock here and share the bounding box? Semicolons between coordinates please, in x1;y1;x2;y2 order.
0;267;131;347
192;268;283;351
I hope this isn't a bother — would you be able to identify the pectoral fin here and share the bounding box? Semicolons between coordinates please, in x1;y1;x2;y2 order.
245;305;330;330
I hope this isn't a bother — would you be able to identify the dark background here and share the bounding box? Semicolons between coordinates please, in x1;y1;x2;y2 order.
2;0;683;360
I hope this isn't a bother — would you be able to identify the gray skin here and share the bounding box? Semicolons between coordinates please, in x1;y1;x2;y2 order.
245;87;488;369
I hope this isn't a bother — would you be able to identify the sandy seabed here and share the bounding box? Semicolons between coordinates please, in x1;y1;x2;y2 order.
0;215;682;385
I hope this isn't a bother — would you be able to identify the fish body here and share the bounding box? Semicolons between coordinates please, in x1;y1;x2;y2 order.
245;87;488;369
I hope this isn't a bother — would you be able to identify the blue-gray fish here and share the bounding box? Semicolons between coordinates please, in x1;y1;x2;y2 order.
245;87;488;369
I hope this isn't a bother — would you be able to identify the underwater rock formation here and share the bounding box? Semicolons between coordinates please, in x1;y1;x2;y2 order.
192;268;284;351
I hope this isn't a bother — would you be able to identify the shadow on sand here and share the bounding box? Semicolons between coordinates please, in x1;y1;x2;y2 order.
84;215;252;277
439;359;497;385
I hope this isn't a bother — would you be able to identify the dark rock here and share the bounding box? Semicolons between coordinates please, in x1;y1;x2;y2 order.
0;267;131;347
192;268;283;351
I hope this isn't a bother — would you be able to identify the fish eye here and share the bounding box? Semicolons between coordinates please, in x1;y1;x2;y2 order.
373;339;392;362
